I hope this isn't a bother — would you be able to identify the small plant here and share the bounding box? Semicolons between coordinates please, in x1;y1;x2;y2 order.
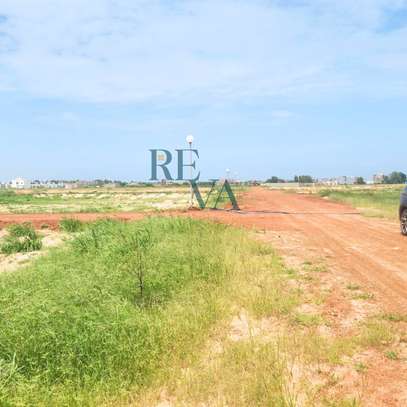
346;283;361;291
352;292;374;300
385;350;398;360
354;362;368;373
292;312;324;327
381;313;407;323
126;227;153;299
359;320;394;347
59;218;83;233
1;223;43;255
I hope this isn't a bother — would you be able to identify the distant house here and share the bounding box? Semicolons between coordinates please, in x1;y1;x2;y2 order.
11;177;31;189
45;181;65;189
64;182;79;189
373;173;385;184
31;180;45;189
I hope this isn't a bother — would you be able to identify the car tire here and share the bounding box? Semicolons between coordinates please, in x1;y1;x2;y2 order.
401;209;407;236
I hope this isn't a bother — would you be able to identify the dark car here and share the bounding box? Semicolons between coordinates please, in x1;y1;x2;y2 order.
400;186;407;235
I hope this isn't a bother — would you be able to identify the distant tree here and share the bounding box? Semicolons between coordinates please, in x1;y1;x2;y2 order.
383;171;407;184
266;176;285;183
294;175;299;183
298;175;314;184
355;177;366;185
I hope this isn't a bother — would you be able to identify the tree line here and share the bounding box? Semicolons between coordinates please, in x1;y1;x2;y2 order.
265;171;407;185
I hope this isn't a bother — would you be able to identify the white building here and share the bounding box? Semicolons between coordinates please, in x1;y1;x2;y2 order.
10;177;31;189
373;173;385;184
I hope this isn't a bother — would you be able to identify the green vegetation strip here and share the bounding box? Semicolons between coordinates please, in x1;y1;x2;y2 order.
319;187;403;219
0;217;263;405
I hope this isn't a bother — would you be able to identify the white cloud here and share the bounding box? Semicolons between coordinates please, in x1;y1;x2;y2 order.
0;0;406;103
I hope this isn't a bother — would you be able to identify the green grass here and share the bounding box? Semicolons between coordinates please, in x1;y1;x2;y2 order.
385;350;399;360
0;217;264;405
318;187;404;219
59;218;84;233
0;222;43;254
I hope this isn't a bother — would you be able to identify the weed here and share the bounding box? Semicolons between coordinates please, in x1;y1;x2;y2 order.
0;223;42;254
352;292;374;300
292;313;324;327
346;283;361;291
168;339;297;406
7;223;36;238
359;320;394;347
313;264;328;273
59;218;84;233
354;362;368;374
385;351;398;360
381;313;407;323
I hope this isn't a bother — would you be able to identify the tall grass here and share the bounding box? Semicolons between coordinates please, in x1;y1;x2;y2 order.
0;222;43;254
319;188;403;219
59;218;84;232
0;217;262;405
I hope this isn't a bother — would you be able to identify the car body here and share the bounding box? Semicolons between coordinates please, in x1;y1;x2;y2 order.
400;186;407;235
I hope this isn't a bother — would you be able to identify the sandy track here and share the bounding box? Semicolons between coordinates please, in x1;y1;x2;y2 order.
0;187;406;313
228;188;407;313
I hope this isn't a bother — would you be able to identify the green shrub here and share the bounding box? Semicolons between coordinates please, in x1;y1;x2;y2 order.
59;218;84;233
7;222;37;238
0;223;43;254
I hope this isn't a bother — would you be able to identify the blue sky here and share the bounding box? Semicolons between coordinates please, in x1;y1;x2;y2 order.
0;0;406;181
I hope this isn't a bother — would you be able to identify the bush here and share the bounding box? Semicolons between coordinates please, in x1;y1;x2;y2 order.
7;222;37;238
59;218;84;233
0;217;254;404
0;223;43;254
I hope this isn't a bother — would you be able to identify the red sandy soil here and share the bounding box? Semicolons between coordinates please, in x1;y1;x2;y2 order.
1;187;405;313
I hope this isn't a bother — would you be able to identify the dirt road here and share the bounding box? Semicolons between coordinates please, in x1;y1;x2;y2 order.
227;188;407;314
0;187;406;313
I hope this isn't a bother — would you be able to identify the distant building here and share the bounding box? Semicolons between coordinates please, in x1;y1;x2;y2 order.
373;173;385;184
46;181;65;189
317;176;356;186
318;178;338;186
10;177;31;189
31;180;66;189
64;182;79;189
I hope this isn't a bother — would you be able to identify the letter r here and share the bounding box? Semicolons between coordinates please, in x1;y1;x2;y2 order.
150;149;173;181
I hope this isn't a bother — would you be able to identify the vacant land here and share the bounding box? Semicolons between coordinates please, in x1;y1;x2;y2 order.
0;187;195;214
0;184;245;215
0;217;290;406
0;188;406;406
2;217;406;406
264;184;404;220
